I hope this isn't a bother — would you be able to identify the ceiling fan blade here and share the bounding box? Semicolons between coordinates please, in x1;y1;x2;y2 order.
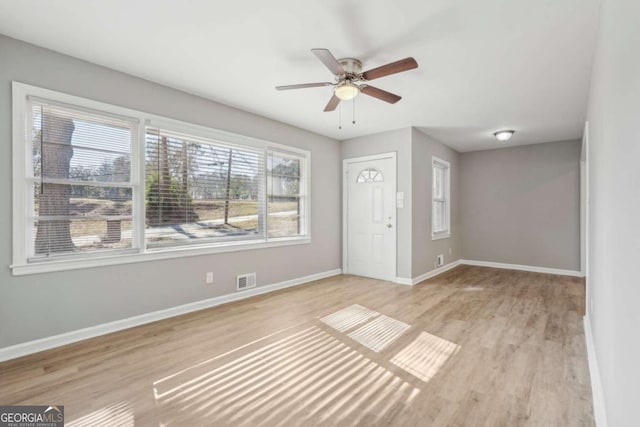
324;94;341;112
311;48;345;76
362;57;418;81
276;82;333;91
360;85;402;104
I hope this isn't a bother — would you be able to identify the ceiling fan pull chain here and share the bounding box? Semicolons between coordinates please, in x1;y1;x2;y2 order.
352;97;356;125
339;103;342;130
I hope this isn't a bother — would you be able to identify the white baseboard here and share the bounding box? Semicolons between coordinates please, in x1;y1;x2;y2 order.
459;259;584;277
583;315;608;427
396;258;582;285
395;260;462;286
412;260;462;285
0;268;342;363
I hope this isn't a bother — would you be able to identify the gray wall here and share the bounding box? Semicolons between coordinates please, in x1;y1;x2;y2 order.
460;140;581;271
341;127;461;280
341;127;413;279
0;35;341;348
586;0;640;424
411;128;461;277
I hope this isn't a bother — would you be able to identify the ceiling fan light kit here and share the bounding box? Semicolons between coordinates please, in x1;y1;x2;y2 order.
276;48;418;113
335;81;360;101
494;130;515;141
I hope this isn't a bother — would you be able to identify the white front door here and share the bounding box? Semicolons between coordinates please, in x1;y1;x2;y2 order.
344;154;396;281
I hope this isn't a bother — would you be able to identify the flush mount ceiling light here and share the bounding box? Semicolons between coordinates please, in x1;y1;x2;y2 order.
334;81;360;101
494;130;515;141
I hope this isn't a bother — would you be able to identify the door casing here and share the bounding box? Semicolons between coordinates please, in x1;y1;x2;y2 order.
342;152;397;280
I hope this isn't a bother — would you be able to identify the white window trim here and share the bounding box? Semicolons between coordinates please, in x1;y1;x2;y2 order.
11;82;311;276
431;156;451;240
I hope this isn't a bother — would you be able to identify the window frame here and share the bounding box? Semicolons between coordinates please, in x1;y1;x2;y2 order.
27;97;140;260
11;82;311;276
431;156;451;240
266;149;308;239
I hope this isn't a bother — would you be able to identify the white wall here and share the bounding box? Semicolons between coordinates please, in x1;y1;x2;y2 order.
0;35;341;349
585;0;640;425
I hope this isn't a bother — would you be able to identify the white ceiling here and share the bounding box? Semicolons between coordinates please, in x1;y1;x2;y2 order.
0;0;600;152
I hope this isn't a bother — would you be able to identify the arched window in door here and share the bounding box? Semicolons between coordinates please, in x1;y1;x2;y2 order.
356;168;383;183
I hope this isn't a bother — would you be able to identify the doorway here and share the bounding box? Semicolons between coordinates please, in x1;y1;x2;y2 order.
343;152;397;281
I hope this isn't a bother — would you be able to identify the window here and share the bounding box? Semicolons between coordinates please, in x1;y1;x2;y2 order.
12;83;310;275
356;168;383;183
267;151;307;238
144;127;265;249
432;156;450;240
29;99;137;260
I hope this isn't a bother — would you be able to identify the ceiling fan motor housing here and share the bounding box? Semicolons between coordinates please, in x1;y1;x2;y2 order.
338;58;363;80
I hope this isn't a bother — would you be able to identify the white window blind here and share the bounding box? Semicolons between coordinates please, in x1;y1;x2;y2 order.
432;157;450;237
29;99;136;260
267;150;306;238
145;127;265;248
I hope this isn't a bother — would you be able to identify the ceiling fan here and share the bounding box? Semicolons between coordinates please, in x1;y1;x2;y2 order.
276;48;418;112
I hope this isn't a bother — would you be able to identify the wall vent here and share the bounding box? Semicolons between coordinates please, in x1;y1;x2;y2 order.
236;273;256;291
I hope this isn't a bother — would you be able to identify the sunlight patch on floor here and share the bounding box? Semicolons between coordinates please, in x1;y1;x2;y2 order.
391;331;460;383
67;401;134;427
347;315;411;352
153;325;419;426
319;304;380;332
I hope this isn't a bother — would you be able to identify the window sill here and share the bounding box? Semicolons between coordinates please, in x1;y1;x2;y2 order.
10;237;311;276
432;233;451;241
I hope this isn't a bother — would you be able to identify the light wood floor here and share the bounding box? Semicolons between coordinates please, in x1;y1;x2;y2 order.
0;266;594;426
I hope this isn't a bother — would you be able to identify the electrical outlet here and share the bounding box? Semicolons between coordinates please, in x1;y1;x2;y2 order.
436;254;444;267
205;272;214;284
